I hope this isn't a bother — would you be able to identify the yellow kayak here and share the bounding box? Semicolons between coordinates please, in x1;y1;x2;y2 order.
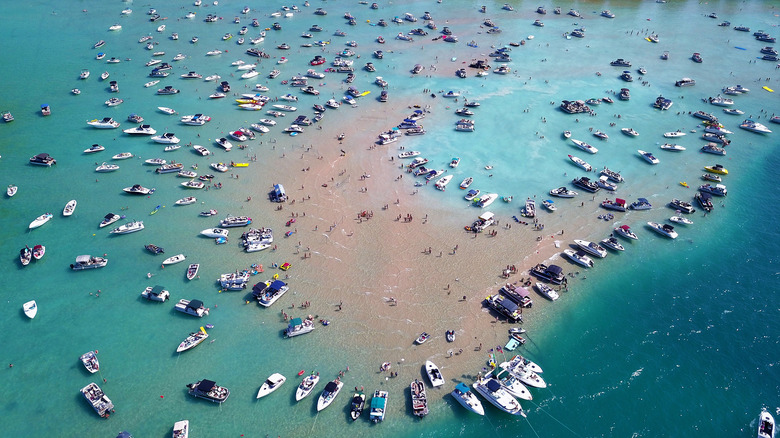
679;182;688;188
763;86;774;92
231;163;249;167
235;99;260;104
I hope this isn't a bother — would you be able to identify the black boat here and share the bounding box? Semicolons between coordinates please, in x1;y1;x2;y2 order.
144;244;165;254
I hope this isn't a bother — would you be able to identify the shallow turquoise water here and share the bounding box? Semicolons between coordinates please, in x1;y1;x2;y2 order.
1;1;779;437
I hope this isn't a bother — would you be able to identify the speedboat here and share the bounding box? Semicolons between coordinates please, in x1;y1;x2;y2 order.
758;410;775;438
451;383;485;415
415;332;429;344
568;155;592;172
80;350;100;373
698;183;727;196
369;390;388;422
87;117;120;129
84;144;105;154
141;285;170;302
669;199;696;214
316;379;344;411
123;124;157;135
704;164;728;175
663;131;685;138
542;200;556;211
708;96;734;106
163;254;187;265
295;374;320;401
621;128;639;137
23;300;37;319
600;237;625;251
563;249;594;268
29;213;53;229
574;239;608;258
123;184;152;195
660;143;686;152
614;225;639;240
186;264;200;281
477;193;497;208
175;299;208;317
464;189;480;201
151;133;180;144
201;228;229;239
550;187;578;198
647;221;678;239
571;139;598;154
472;378;525;416
186;380;229;403
629;198;652;210
670;215;694;225
20;247;31;266
350;392;366;421
535;282;559;301
32;244;45;260
572;177;600;193
256;373;286;399
176;197;197;206
740;119;772;134
638;150;659;164
425;360;445;387
110;220;145;235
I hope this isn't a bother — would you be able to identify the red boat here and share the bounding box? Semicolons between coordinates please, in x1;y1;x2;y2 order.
286;218;296;226
310;56;326;66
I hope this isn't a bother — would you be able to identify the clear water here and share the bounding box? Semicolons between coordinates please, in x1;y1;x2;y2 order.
1;1;779;437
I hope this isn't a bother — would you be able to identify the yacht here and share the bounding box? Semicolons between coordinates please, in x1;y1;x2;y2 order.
81;382;114;418
124;124;157;135
29;153;57;166
670;214;694;225
564;249;594;268
71;255;108;270
152;133;180;144
186;380;229;403
638;150;659;164
647;221;678;239
29;213;53;229
535;282;560;301
614;225;639;240
663;130;685;138
88;117;120;129
425;360;445;387
709;96;734;107
451;382;485;415
369;390;388;422
550;186;579;198
740;119;772;134
704;164;728;175
157;85;180;95
285;317;315;337
256;373;286;398
472;378;525;416
621;127;639;137
600;237;625;251
295;374;320;401
110;220;145;235
572;177;600;193
568;155;593;172
477;193;498;208
574;239;608;258
175;299;209;317
758;410;775;438
317;379;344;411
83;144;105;154
675;77;696;87
660;143;686;152
141;285;170;302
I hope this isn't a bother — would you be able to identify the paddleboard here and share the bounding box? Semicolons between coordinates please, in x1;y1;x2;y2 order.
735;46;746;50
359;91;371;96
763;86;774;92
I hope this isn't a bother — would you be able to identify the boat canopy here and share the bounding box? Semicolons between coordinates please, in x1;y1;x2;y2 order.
196;380;216;392
478;212;494;221
269;280;287;290
75;255;92;263
500;298;519;312
455;382;470;393
324;381;339;392
271;184;287;202
637;197;649;203
487;379;502;392
151;285;165;295
619;225;631;230
615;198;626;205
546;264;563;276
514;286;530;298
370;395;386;409
252;282;268;296
188;299;204;309
289;317;303;326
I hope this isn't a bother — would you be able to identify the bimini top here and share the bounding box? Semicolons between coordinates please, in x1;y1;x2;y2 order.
546;264;563;276
487;379;502;392
196;380;216;392
289;317;303;326
513;287;530;298
324;381;339;392
500;298;519;312
187;299;204;309
269;280;287;290
455;382;470;393
151;285;165;295
371;394;386;409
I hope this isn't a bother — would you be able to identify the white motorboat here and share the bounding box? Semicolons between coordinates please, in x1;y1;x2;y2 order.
369;390;388;423
152;133;180;144
80;382;114;418
472;378;525;416
740;119;772;134
141;285;170;302
477;193;498;208
186;379;230;403
670;215;694;225
574;239;608;258
758;410;775;438
123;124;157;135
563;249;594;268
163;254;187;265
176;197;197;205
285;317;315;337
435;175;453;190
174;299;209;317
614;225;639;240
535;282;559;301
23;300;37;319
490;366;533;401
638;149;660;164
80;350;100;373
201;228;229;238
663;131;686;138
621;127;639;137
568;155;592;172
272;104;297;112
123;184;153;195
186;264;200;281
316;380;344;411
215;138;233;151
647;221;678;239
96;162;119;173
571;138;598;154
87;117;120;129
550;187;578;198
29;213;53;229
257;373;286;398
211;163;229;173
172;420;189;438
660;143;686;152
425;360;444;387
295;374;320;401
193;145;211;156
110;220;144;235
502;359;547;388
600;237;625;251
145;158;166;166
7;185;18;197
542;199;556;211
112;152;133;160
99;213;121;228
84;144;105;154
451;382;485;415
62;200;77;216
